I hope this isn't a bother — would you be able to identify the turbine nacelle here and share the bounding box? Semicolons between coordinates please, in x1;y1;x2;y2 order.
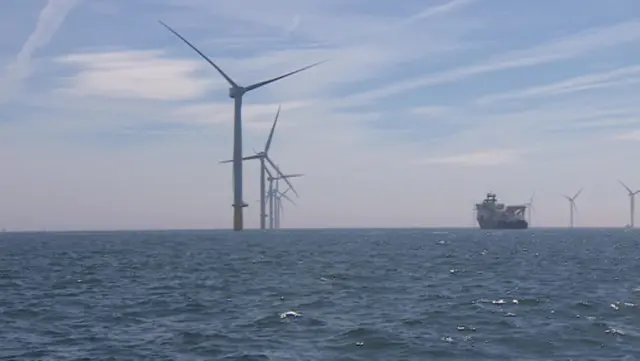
229;86;246;98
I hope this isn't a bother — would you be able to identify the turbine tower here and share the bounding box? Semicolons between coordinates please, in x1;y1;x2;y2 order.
159;21;323;231
219;105;290;229
524;192;535;225
563;189;582;228
618;180;640;227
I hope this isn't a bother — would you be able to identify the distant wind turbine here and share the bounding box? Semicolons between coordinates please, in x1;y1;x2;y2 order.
563;189;582;228
159;21;323;231
219;105;291;229
274;188;296;229
618;180;640;228
265;167;303;229
524;192;535;225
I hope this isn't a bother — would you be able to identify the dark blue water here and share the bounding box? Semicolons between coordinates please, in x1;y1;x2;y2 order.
1;228;639;360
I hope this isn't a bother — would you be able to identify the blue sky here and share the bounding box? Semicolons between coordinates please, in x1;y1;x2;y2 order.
1;0;640;231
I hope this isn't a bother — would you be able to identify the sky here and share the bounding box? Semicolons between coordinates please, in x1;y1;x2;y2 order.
1;0;640;231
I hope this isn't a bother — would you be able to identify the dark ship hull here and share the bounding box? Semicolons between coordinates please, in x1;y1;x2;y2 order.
478;219;528;229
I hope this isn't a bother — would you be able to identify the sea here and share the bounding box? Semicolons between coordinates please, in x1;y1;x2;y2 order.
1;228;639;360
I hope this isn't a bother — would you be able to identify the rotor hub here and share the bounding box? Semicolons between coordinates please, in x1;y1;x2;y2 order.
229;86;245;98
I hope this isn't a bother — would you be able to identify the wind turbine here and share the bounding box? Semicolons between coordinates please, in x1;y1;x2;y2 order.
159;21;323;231
274;188;296;229
219;105;288;229
563;189;582;228
618;180;640;227
265;168;303;229
524;192;535;225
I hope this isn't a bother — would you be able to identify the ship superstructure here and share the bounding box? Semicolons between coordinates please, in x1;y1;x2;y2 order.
475;193;528;229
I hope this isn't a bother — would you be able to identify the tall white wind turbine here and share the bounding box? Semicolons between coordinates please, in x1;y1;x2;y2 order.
563;189;582;228
618;180;640;227
159;21;323;231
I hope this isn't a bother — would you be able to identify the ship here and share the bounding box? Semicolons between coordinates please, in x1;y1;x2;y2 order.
475;192;528;229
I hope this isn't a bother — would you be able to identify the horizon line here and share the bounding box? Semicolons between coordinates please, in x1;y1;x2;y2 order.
0;226;636;234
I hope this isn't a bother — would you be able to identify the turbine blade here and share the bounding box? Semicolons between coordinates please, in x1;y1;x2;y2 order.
218;155;261;164
245;60;326;92
264;104;281;153
618;179;633;194
159;21;238;88
634;190;640;195
265;157;299;197
282;193;296;205
572;188;582;200
264;165;274;179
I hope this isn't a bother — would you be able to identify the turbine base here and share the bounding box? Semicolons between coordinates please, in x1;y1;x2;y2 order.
233;204;244;231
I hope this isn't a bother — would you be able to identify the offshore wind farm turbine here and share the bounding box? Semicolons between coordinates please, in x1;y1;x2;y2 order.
618;180;640;227
563;189;582;228
266;168;303;229
220;105;289;229
274;188;296;229
159;21;323;231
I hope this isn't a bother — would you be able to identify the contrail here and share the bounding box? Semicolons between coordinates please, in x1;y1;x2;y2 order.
0;0;80;105
357;0;477;43
307;0;475;63
405;0;476;24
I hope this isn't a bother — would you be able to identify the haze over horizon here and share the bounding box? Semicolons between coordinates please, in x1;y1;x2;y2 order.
1;0;640;231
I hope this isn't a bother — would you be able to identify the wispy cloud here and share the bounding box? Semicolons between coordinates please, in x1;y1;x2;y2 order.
415;149;520;167
615;129;640;141
0;0;80;105
330;0;477;46
409;106;449;117
476;64;640;105
54;50;216;100
422;97;640;155
338;20;640;108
